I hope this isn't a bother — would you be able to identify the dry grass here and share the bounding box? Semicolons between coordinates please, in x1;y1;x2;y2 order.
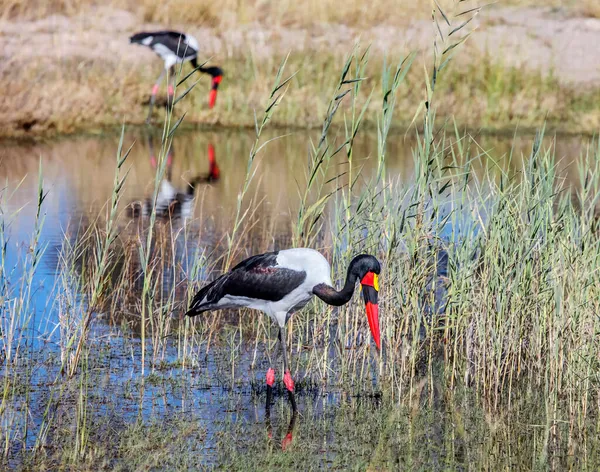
136;0;600;25
1;49;598;137
0;0;437;26
3;0;600;27
2;0;600;136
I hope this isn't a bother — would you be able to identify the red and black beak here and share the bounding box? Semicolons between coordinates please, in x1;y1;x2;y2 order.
360;272;380;350
208;74;222;109
207;143;220;180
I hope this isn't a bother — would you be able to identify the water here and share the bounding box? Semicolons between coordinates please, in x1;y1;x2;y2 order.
0;128;588;328
0;128;596;469
1;128;588;242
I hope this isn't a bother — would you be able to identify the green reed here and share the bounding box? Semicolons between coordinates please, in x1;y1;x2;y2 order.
0;161;47;458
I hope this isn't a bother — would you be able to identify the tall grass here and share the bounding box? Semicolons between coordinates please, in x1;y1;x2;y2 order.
1;3;600;468
0;162;47;457
5;47;595;138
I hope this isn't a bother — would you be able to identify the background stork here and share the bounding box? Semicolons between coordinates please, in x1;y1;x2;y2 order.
185;248;381;419
129;31;224;122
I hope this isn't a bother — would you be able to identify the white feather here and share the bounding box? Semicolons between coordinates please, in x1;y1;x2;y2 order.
185;34;199;52
262;249;333;326
157;180;177;203
276;248;333;286
152;44;178;65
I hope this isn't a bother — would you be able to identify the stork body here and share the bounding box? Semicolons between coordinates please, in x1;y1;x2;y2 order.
186;248;381;423
188;249;332;326
130;31;223;122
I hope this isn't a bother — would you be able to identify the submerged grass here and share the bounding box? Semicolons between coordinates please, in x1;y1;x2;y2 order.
2;5;600;470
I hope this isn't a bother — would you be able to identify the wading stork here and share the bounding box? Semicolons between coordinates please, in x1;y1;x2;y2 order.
186;249;381;417
129;30;223;122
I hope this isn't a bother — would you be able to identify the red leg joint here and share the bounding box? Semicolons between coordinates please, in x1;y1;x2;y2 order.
283;371;295;392
282;432;293;450
168;85;174;96
266;368;275;387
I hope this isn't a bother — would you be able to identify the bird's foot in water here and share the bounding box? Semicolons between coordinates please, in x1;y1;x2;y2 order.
283;371;294;392
282;432;293;450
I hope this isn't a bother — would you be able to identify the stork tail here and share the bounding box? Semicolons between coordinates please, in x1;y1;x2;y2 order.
185;275;224;316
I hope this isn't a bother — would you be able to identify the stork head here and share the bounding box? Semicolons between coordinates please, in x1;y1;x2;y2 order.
349;254;381;350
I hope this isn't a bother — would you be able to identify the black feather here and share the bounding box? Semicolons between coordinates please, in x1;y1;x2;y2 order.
129;31;154;44
186;251;307;316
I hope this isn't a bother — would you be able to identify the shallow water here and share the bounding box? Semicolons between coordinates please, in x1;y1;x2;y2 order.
0;128;596;469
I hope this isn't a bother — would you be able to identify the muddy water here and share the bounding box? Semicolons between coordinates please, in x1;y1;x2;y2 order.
0;128;594;468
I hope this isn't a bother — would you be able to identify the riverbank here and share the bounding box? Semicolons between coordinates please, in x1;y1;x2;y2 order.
2;5;600;137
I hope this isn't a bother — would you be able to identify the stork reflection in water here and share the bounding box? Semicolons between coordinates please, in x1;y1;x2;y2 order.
127;135;220;219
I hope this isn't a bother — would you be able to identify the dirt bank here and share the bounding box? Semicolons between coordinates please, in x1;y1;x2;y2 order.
1;6;600;137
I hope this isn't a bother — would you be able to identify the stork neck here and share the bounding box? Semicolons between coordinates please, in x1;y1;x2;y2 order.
185;177;203;196
313;269;358;307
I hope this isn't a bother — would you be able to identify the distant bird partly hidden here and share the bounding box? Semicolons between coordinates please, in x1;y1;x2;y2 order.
129;30;223;122
186;249;381;413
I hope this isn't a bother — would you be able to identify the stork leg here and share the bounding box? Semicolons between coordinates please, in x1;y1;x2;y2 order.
280;326;297;413
265;323;297;442
282;409;297;450
147;68;167;123
265;366;275;438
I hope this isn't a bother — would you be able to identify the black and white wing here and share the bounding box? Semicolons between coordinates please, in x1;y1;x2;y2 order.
130;31;198;60
186;251;307;316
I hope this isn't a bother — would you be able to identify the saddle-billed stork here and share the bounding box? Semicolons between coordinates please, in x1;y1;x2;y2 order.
186;249;381;417
129;31;223;122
